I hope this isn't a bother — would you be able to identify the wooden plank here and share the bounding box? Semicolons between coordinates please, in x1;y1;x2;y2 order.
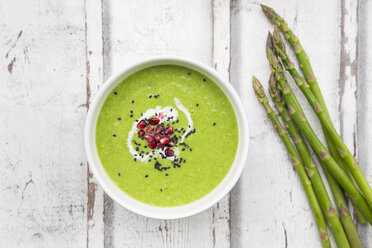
84;0;105;247
0;0;87;246
357;0;372;246
211;0;232;247
339;0;360;225
101;0;231;247
230;0;340;247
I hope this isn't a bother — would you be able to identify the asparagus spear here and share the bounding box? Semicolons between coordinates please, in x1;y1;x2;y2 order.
262;4;372;216
271;27;367;224
252;76;331;248
269;74;361;248
265;33;372;224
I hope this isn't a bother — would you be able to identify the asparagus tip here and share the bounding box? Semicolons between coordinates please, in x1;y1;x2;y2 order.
252;76;266;101
260;4;271;14
260;4;278;25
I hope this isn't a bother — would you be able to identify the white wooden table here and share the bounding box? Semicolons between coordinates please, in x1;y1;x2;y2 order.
1;0;371;247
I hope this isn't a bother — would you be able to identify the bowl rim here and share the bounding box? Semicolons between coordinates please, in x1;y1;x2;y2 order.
85;55;249;219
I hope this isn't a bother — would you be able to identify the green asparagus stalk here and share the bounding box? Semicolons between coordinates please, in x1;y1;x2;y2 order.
252;76;331;248
269;74;361;248
328;141;368;224
271;27;368;225
262;4;372;215
265;33;372;224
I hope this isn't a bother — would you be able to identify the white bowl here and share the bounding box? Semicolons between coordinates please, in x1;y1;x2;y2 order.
85;55;249;219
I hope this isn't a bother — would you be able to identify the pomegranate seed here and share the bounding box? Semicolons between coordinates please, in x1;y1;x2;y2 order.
149;118;160;125
166;141;174;147
155;125;164;134
154;134;161;143
144;135;153;143
164;126;173;135
159;136;171;144
138;130;145;136
137;120;147;129
165;148;174;157
146;126;154;133
148;141;156;149
157;143;163;149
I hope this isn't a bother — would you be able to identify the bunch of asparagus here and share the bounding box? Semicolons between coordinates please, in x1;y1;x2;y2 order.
252;5;372;248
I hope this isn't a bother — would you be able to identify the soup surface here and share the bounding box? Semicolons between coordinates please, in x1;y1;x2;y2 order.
96;65;239;206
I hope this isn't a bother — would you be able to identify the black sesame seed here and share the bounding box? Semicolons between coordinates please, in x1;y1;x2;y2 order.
165;174;168;176
130;110;133;113
130;115;133;118
131;100;134;103
145;175;148;178
114;92;117;95
134;158;137;161
160;188;163;192
113;134;116;137
203;78;206;82
136;147;139;151
182;148;185;151
187;72;191;75
118;117;121;120
213;122;216;126
196;103;199;107
190;148;192;151
149;95;152;98
118;173;121;176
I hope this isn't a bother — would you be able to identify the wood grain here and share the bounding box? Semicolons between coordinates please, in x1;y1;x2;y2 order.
339;0;360;228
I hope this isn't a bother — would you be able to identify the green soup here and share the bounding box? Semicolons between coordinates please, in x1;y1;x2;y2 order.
96;65;239;206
